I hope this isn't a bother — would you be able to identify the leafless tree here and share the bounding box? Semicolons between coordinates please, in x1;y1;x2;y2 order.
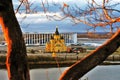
58;0;120;80
0;0;30;80
1;0;120;80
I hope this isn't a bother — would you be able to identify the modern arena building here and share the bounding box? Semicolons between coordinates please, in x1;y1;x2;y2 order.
23;27;77;46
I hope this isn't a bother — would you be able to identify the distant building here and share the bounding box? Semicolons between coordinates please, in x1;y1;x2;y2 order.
23;27;77;46
45;27;67;52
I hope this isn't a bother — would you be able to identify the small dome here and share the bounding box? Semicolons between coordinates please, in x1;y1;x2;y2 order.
51;36;54;39
54;26;59;35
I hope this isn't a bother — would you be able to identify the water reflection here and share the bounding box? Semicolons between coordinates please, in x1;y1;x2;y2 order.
30;67;67;80
0;69;8;80
81;65;120;80
1;65;120;80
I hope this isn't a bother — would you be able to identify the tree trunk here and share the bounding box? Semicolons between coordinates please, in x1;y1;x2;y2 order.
0;1;30;80
59;29;120;80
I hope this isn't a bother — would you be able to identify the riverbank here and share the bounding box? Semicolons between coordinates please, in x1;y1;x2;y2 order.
0;53;85;69
0;50;120;69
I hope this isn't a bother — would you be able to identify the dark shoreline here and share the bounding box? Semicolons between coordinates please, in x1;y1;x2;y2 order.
1;61;120;69
1;53;120;69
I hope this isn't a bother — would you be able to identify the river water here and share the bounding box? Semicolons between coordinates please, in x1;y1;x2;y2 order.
0;65;120;80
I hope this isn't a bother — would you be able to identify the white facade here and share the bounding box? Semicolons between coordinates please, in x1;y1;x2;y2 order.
23;32;77;46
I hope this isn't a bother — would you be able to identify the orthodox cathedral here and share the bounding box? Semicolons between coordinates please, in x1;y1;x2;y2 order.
45;27;67;52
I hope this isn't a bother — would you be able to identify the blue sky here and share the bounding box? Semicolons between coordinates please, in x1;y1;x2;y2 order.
12;0;120;33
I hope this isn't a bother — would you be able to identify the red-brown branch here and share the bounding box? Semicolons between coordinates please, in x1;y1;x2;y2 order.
59;29;120;80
